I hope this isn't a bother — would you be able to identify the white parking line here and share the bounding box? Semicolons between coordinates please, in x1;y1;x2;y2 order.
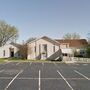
16;77;86;80
42;62;44;66
0;69;4;73
4;70;23;90
74;70;89;80
83;64;88;66
4;62;11;65
0;77;87;80
39;70;41;90
30;62;32;66
57;70;74;90
16;62;21;65
0;77;12;79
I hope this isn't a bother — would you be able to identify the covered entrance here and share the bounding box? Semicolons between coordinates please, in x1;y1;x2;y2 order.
9;48;14;57
41;44;47;59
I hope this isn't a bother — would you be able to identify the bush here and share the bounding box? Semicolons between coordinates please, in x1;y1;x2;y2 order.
74;54;83;57
86;46;90;58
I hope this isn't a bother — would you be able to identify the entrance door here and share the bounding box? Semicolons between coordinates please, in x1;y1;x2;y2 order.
9;48;14;57
42;44;47;59
10;51;14;57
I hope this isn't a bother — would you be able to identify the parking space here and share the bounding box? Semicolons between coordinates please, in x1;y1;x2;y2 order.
0;62;90;90
66;63;90;78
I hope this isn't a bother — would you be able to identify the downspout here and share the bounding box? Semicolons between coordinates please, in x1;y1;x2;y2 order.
35;41;37;59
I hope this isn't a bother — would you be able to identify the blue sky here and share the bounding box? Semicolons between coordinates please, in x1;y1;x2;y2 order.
0;0;90;43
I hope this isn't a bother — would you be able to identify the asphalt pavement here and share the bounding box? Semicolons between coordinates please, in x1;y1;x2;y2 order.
0;61;90;90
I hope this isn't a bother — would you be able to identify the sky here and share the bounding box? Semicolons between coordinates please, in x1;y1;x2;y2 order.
0;0;90;43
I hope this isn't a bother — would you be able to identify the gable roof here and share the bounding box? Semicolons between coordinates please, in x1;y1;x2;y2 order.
56;39;88;48
27;36;60;45
0;42;22;49
10;42;21;48
26;38;36;44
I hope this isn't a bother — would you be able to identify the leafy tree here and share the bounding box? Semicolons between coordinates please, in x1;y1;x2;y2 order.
86;45;90;58
0;20;18;46
87;33;90;44
63;32;80;39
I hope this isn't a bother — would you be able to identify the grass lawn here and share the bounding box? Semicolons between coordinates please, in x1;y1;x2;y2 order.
7;59;63;63
0;57;63;63
0;58;7;63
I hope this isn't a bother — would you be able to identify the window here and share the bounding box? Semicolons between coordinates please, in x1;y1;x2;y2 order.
39;44;41;54
66;44;69;48
3;50;5;56
42;44;47;59
62;53;68;56
34;46;36;52
42;44;47;52
53;45;55;52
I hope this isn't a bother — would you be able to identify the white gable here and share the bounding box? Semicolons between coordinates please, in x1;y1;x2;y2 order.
0;44;19;58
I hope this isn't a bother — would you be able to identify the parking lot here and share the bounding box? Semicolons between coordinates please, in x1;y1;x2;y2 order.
0;61;90;90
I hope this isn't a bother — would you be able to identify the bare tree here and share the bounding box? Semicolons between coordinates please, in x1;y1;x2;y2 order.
19;44;28;59
63;32;80;39
19;44;32;59
26;37;36;44
63;33;72;39
0;20;18;46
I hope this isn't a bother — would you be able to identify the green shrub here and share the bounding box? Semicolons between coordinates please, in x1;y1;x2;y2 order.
86;46;90;58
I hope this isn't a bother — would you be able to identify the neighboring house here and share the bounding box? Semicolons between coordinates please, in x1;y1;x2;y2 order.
27;36;62;60
0;43;21;58
56;39;88;56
